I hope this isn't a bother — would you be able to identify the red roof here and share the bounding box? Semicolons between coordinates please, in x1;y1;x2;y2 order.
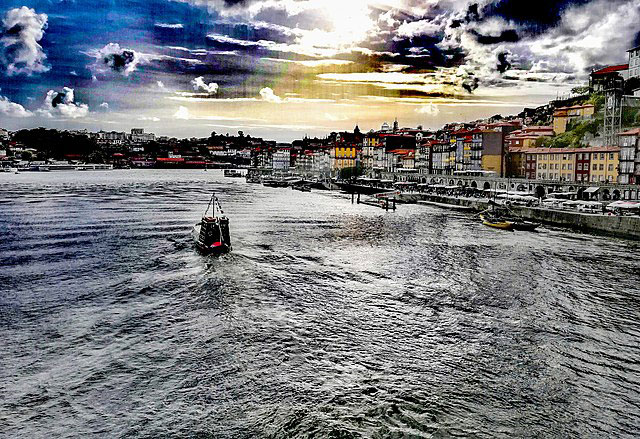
592;64;628;75
157;157;185;162
619;128;640;136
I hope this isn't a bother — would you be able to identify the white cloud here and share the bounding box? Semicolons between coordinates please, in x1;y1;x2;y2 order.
138;116;161;122
0;92;33;117
157;81;166;90
99;102;109;110
259;87;282;103
191;76;219;94
415;103;440;115
155;23;183;29
38;87;89;119
0;7;49;76
174;106;190;120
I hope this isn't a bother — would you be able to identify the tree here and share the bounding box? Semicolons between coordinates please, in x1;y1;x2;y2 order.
534;136;551;147
21;150;33;161
571;85;590;96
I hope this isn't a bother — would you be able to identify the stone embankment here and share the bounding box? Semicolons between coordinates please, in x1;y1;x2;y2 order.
397;193;640;240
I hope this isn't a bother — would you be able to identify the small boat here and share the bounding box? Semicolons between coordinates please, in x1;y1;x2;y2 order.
263;179;288;188
479;214;514;231
192;193;232;255
292;184;311;192
224;169;243;178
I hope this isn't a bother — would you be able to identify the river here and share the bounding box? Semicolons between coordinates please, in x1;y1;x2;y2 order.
1;169;639;438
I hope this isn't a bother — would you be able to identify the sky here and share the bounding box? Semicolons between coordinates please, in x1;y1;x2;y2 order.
0;0;639;141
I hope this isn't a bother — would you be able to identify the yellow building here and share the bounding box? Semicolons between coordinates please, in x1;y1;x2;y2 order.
331;146;357;174
482;155;503;175
553;104;596;134
588;147;619;183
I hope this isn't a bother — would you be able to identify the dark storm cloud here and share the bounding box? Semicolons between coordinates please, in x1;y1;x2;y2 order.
480;0;593;34
496;52;511;73
104;50;135;72
51;91;65;107
471;29;519;45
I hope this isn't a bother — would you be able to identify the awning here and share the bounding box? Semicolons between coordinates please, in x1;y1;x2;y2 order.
608;201;640;209
584;187;600;194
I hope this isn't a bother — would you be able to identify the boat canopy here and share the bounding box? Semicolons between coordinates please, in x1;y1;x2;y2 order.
584;187;600;194
607;201;640;209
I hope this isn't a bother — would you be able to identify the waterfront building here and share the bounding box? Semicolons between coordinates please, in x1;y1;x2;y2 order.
520;146;619;182
478;130;505;176
628;45;640;79
311;149;331;178
330;144;357;175
588;147;619;183
272;147;291;173
416;139;433;175
575;151;591;182
618;128;640;184
509;146;528;178
362;132;381;176
552;104;595;134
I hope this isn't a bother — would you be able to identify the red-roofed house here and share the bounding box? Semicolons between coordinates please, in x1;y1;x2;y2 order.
590;64;629;92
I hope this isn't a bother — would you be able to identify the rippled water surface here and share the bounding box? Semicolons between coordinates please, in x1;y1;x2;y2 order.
1;170;640;438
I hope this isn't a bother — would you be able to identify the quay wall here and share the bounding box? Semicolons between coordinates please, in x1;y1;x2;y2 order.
404;194;640;240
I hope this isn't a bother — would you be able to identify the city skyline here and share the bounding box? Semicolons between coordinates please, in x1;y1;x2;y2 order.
1;0;639;141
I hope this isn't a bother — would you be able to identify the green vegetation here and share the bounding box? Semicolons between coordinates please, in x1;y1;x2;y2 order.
588;93;605;112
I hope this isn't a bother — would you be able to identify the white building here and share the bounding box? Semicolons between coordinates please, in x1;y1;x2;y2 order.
311;149;331;178
272;147;291;172
628;45;640;79
130;128;155;143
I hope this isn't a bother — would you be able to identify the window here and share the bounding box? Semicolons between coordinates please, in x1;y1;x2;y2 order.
578;163;582;170
600;153;605;160
562;164;566;170
568;164;573;170
608;164;614;171
593;164;598;171
609;153;614;160
599;164;604;171
555;164;559;170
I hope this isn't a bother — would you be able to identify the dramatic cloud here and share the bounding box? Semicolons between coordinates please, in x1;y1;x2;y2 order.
0;7;49;76
259;87;282;103
0;91;33;117
191;76;219;94
88;43;143;76
38;87;89;119
99;102;109;110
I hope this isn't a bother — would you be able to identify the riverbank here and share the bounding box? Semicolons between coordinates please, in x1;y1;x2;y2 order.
397;193;640;240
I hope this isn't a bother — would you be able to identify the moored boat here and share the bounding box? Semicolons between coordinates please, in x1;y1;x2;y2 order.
479;214;515;231
511;219;541;231
192;193;232;255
